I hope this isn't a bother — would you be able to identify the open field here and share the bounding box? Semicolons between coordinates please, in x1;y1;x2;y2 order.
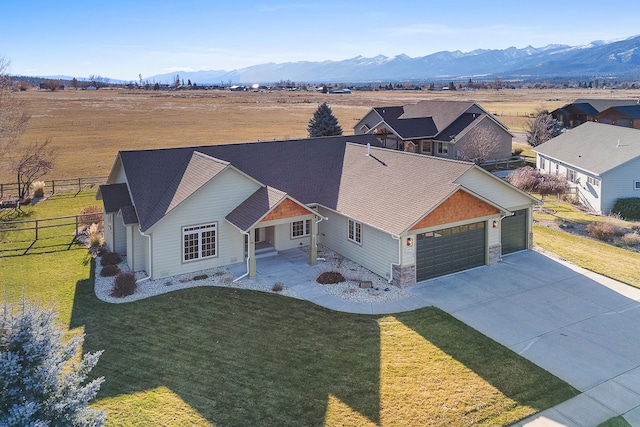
3;87;640;183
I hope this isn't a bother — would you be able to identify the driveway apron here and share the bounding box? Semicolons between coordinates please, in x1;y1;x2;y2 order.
407;250;640;426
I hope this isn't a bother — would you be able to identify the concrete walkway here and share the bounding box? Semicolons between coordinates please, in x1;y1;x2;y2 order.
228;248;640;426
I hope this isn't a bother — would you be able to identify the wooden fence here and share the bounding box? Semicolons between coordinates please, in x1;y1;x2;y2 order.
0;176;107;199
0;212;102;251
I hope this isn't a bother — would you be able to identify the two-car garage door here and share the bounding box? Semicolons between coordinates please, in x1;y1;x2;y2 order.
416;222;486;282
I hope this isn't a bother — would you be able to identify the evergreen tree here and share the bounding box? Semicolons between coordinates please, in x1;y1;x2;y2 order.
307;103;343;137
0;300;105;426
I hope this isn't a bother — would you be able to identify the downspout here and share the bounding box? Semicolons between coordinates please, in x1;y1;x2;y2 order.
390;234;401;284
233;229;251;282
315;214;328;262
136;227;152;284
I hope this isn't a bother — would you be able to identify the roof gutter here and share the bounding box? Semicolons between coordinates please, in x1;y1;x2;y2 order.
389;234;401;284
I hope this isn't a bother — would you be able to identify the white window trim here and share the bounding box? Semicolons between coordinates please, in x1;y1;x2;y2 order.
182;222;217;262
348;219;362;245
291;219;311;239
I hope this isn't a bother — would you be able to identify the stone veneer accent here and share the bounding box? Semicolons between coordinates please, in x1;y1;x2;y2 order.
488;244;501;265
392;264;416;288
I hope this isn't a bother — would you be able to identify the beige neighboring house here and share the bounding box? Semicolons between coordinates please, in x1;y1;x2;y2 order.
534;122;640;214
98;134;537;288
353;100;513;161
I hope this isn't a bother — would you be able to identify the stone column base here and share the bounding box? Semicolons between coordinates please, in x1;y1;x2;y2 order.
488;244;501;265
392;264;416;288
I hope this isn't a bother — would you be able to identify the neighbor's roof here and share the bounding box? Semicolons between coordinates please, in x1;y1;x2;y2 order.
573;98;640;113
114;133;479;235
533;122;640;175
369;100;505;141
597;105;640;119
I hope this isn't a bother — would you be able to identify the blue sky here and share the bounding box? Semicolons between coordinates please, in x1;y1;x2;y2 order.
3;0;639;81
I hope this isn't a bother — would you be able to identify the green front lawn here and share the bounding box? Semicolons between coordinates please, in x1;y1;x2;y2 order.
534;198;640;289
0;193;578;426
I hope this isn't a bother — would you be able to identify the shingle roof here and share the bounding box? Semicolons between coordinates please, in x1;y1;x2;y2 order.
99;183;132;213
115;133;481;234
120;206;139;225
533;122;640;175
130;151;229;230
601;105;640;119
370;101;490;141
225;186;288;232
573;99;640;113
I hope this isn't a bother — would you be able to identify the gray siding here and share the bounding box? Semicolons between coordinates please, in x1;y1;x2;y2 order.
317;207;398;280
354;110;383;135
456;168;536;212
113;212;127;254
602;157;640;213
148;168;260;280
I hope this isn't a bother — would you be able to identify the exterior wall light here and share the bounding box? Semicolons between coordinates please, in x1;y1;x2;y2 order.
493;220;499;228
407;237;413;247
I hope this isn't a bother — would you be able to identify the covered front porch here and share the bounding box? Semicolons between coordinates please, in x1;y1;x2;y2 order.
225;186;322;280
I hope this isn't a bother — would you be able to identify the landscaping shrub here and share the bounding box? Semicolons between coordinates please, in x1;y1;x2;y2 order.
193;274;208;281
622;233;640;247
88;223;103;248
586;221;615;241
612;198;640;221
111;272;137;297
272;282;284;292
31;180;45;198
317;271;345;284
100;251;122;266
80;205;104;226
100;264;120;277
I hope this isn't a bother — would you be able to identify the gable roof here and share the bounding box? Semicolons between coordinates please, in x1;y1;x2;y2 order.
98;182;131;214
573;99;640;113
597;105;640;120
112;133;496;235
226;186;313;232
365;100;507;142
533;122;640;175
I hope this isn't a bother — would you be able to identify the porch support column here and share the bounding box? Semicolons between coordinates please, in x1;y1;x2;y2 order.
248;228;257;279
309;217;318;266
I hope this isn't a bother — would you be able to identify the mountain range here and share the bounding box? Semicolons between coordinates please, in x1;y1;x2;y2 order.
148;35;640;84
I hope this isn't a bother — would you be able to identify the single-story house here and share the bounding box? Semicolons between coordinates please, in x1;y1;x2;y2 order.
594;105;640;129
552;99;640;129
353;100;513;161
98;134;538;287
534;122;640;214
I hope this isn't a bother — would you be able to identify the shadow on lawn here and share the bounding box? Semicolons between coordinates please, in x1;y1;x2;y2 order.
70;262;381;426
394;310;579;411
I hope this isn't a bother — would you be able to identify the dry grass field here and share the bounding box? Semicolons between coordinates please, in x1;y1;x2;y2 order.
4;87;640;183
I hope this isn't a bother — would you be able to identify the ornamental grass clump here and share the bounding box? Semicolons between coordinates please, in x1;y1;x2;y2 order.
80;205;104;226
111;272;137;297
586;221;615;242
88;223;103;248
31;180;45;198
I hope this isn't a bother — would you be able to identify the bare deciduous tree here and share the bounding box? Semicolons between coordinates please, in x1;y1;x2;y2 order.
507;166;569;201
0;56;30;157
526;110;561;147
459;125;502;164
12;137;56;199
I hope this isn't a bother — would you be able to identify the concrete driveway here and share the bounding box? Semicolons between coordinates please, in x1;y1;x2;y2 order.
408;250;640;426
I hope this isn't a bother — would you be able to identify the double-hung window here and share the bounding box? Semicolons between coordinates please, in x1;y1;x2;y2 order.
348;219;362;244
183;223;217;262
437;142;448;155
567;169;576;183
291;219;311;238
635;181;640;190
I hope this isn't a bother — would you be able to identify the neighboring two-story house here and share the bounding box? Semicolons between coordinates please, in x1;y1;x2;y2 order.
353;100;513;161
552;99;640;129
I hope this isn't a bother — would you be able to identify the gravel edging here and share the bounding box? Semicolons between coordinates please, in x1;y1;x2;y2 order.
94;245;411;305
